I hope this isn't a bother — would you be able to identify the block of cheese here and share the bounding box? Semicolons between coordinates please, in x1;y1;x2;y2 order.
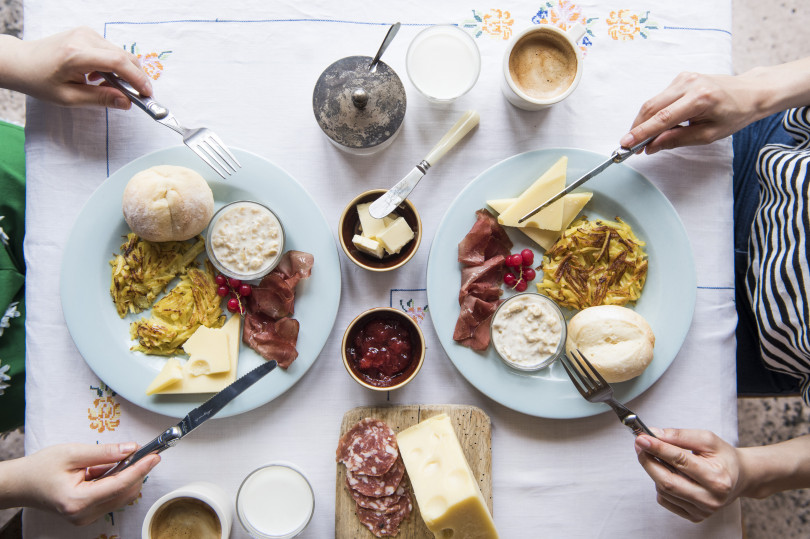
182;325;231;375
145;357;184;395
376;216;414;255
496;156;567;230
397;414;499;539
488;191;592;250
155;315;241;394
357;202;388;239
352;234;385;259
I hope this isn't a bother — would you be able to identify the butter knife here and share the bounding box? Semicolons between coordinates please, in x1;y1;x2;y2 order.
368;110;480;219
99;359;278;478
517;136;654;224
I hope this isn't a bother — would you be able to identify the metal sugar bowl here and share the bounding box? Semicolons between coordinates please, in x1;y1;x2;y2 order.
312;24;406;156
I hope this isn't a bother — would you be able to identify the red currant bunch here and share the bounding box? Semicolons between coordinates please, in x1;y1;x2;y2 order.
503;249;537;292
215;274;253;314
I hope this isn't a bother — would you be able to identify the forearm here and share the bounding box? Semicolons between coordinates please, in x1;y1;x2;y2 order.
738;434;810;499
739;57;810;121
0;457;32;510
0;34;31;93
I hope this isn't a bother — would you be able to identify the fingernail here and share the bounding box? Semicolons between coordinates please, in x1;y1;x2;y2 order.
620;133;634;147
113;97;129;109
144;79;153;93
119;442;137;454
636;436;652;450
148;454;161;470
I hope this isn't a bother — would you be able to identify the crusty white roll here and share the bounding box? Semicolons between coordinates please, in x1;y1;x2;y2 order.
122;165;214;242
565;305;655;383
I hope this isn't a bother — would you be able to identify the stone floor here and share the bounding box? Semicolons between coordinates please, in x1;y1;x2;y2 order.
2;0;810;537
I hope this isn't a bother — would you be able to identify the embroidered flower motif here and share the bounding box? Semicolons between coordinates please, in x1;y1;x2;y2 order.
462;9;515;40
0;215;8;246
532;1;598;54
606;10;659;40
0;302;20;338
124;44;172;80
88;385;121;433
0;362;10;396
400;299;429;324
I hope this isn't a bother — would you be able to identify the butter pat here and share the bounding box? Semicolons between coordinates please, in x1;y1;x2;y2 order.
352;234;385;259
496;156;567;230
397;414;498;539
376;216;414;255
145;357;183;395
182;325;231;375
357;202;388;239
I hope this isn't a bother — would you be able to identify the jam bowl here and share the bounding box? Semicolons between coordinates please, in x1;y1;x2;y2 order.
205;200;285;281
341;307;425;391
338;189;422;272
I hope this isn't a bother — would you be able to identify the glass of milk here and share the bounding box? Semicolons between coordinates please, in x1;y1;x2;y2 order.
406;25;481;102
236;463;315;539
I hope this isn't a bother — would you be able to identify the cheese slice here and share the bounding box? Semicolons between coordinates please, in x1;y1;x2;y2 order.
158;315;241;394
496;156;567;230
397;414;499;539
488;192;593;250
357;202;388;239
145;357;183;395
182;325;231;375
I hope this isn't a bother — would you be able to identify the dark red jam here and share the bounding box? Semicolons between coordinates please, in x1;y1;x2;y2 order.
346;315;418;387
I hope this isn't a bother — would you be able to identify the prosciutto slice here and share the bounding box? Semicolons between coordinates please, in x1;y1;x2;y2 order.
242;250;313;368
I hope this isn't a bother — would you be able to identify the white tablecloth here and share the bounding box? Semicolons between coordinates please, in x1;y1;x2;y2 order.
23;1;740;537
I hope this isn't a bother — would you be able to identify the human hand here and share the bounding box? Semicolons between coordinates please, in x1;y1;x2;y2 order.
12;442;160;526
4;26;151;109
620;71;761;154
634;428;747;522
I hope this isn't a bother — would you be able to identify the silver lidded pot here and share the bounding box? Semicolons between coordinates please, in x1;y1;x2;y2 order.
312;23;406;156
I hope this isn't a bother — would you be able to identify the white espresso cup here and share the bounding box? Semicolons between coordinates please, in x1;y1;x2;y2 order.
502;24;586;110
142;481;233;539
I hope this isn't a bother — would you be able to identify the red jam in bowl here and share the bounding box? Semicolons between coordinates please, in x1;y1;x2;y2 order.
346;316;418;387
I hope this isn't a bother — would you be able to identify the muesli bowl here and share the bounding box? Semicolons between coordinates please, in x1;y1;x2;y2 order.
490;292;567;372
205;200;286;281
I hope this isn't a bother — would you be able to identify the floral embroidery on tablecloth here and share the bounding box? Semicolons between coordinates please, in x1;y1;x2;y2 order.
89;384;121;433
390;290;430;327
399;298;429;325
532;1;597;53
461;9;515;40
606;10;659;40
123;44;172;80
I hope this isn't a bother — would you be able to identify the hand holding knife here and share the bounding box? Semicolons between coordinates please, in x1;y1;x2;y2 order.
99;359;278;479
517;136;655;225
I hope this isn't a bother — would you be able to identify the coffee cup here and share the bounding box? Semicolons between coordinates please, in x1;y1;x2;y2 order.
502;24;586;110
142;481;233;539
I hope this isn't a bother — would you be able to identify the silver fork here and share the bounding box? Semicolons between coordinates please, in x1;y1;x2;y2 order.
560;349;655;437
99;72;241;179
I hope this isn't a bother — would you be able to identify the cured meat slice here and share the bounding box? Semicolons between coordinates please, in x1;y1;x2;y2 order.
458;209;513;266
459;255;506;299
346;458;405;497
348;482;408;512
453;294;499;351
275;250;315;289
242;312;299;368
355;494;413;537
336;418;398;476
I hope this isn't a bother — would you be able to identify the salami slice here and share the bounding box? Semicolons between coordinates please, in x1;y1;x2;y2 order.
355;493;413;537
349;481;408;512
346;458;405;498
336;418;398;476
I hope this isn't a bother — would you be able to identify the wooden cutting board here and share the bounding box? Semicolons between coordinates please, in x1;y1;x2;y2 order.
335;404;492;538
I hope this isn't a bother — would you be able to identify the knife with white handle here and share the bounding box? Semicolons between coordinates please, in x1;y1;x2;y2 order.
369;110;480;219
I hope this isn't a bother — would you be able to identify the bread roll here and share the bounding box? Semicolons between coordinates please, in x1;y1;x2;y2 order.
122;165;214;242
565;305;655;383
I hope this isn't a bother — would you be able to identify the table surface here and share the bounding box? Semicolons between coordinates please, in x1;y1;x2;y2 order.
22;1;741;537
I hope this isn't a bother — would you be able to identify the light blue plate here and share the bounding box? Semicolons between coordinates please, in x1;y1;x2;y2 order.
426;148;696;419
60;147;341;419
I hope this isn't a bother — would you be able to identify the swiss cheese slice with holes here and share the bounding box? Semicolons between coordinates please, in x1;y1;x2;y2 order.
496;156;567;230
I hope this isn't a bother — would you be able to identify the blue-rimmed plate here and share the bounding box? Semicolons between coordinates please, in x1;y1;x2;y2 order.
60;147;341;419
426;148;695;419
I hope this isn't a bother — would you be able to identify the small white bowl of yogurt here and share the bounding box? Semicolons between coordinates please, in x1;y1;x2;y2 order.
236;463;315;539
490;293;566;372
205;200;285;281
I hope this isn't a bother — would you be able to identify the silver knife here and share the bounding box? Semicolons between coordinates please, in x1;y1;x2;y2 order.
99;359;278;478
517;136;654;224
368;110;480;219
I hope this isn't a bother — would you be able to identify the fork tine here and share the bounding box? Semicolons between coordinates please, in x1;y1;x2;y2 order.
570;349;608;388
188;144;226;179
198;140;233;176
559;354;590;397
205;131;241;171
